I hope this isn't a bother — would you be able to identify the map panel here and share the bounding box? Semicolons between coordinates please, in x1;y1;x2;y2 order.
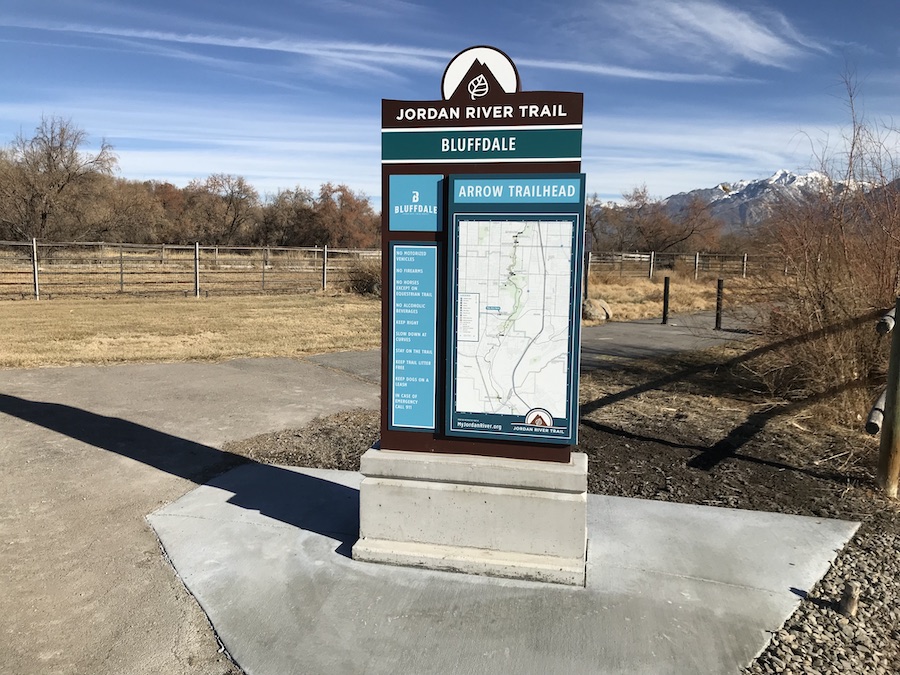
456;218;572;416
448;214;579;444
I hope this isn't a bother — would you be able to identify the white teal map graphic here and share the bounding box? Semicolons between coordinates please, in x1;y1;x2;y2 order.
454;218;573;419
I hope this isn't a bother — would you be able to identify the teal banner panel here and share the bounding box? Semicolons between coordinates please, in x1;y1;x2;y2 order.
382;128;582;163
453;177;582;204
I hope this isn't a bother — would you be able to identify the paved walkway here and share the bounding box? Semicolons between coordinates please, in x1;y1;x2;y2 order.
0;316;815;675
0;359;379;675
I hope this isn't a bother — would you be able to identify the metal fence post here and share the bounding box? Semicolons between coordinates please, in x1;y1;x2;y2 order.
878;296;900;498
322;245;328;290
715;278;724;330
584;251;592;301
194;242;200;298
31;238;40;300
661;276;670;325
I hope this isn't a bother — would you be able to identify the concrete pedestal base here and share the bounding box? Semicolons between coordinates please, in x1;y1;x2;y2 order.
352;449;588;586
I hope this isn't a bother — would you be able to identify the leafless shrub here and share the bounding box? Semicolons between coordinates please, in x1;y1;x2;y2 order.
345;258;382;297
746;76;900;425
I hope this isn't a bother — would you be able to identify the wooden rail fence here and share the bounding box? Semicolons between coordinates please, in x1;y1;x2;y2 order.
1;240;783;299
0;240;379;299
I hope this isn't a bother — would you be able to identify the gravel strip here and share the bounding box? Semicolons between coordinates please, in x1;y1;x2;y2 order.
745;512;900;675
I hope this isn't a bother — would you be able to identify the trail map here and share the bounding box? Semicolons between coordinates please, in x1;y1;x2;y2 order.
454;218;573;421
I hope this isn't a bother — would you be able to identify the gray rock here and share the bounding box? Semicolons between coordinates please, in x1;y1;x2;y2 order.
582;298;612;322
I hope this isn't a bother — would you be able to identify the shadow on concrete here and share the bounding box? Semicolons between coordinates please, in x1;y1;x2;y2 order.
0;394;359;555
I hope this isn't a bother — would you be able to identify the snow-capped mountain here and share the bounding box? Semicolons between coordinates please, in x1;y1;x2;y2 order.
662;170;837;232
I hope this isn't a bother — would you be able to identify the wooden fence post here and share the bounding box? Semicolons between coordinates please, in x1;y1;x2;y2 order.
694;252;700;280
878;296;900;498
31;238;40;300
648;251;655;279
194;243;200;298
119;245;124;293
322;245;328;290
262;247;267;290
742;253;748;278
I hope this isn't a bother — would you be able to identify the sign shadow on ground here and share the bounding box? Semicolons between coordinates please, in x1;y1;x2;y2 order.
0;393;360;557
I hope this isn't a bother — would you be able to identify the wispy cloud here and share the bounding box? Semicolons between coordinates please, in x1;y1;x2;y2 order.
517;56;760;84
3;19;772;86
581;113;832;200
594;0;828;70
312;0;429;20
1;21;451;77
0;94;383;197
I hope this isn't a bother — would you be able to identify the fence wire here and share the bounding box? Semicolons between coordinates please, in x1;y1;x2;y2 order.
588;251;785;279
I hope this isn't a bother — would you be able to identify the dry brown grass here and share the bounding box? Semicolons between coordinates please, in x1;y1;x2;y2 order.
1;273;757;369
588;272;754;321
0;293;381;368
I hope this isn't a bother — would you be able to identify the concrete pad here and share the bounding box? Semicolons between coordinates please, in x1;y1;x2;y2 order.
149;464;859;675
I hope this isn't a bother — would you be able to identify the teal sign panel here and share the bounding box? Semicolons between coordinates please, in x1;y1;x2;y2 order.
445;174;586;445
390;243;439;430
382;128;582;163
389;174;443;231
453;177;583;204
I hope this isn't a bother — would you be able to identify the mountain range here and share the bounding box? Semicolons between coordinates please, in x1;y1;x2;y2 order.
662;170;837;232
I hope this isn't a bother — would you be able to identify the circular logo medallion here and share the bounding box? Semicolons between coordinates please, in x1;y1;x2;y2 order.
441;46;520;101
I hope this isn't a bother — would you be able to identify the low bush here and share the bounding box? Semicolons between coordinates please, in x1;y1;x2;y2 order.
345;259;382;297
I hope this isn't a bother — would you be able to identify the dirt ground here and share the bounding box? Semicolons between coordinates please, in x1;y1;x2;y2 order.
225;346;900;675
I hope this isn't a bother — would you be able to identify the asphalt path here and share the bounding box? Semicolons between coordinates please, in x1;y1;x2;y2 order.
0;316;748;674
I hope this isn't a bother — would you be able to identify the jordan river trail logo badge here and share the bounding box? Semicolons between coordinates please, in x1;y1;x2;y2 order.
525;408;553;427
441;46;520;102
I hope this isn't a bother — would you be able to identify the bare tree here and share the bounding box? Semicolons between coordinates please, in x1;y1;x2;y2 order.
256;187;321;246
589;187;721;253
0;116;116;240
87;178;169;243
182;174;260;244
749;72;900;426
314;183;380;248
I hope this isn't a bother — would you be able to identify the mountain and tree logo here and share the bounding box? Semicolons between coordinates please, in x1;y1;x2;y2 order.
442;46;520;101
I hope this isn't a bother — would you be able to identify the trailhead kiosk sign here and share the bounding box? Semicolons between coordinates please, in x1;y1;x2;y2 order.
447;175;585;445
381;45;585;462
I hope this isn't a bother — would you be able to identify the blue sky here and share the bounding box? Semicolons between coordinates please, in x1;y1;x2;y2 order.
1;0;898;207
